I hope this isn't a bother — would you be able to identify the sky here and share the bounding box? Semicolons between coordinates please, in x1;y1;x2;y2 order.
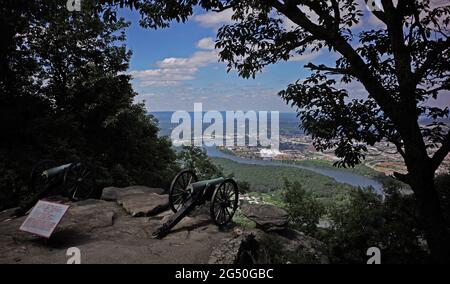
118;1;449;112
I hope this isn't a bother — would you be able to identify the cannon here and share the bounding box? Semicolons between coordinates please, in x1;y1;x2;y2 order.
152;170;239;238
17;160;96;215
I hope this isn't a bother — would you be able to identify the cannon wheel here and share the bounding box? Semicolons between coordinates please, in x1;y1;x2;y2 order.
210;179;239;227
169;170;198;213
30;160;58;195
64;162;95;201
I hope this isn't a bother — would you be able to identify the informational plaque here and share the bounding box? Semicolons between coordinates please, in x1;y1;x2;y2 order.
19;200;70;238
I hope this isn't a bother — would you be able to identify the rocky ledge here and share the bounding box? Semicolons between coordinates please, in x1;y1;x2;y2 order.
0;186;328;264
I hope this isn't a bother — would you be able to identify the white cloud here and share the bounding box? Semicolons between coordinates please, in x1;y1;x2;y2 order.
137;83;293;112
156;50;218;69
130;38;220;88
197;37;216;50
130;68;197;87
289;50;322;62
193;10;235;28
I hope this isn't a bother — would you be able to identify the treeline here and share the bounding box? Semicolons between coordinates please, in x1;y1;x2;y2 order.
212;157;354;206
0;1;177;209
212;156;450;263
282;175;450;264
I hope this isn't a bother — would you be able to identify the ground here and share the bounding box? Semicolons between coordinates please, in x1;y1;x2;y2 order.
0;186;328;264
0;195;232;264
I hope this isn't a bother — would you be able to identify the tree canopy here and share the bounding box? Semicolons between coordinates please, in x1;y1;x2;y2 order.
96;0;450;262
99;0;449;171
0;0;176;209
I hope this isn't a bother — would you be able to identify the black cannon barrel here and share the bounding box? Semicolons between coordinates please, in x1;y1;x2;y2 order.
190;177;225;191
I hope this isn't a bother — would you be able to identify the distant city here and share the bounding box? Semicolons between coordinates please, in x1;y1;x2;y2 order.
152;112;450;176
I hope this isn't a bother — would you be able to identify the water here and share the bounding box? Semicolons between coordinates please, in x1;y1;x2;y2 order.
151;111;384;193
205;146;383;193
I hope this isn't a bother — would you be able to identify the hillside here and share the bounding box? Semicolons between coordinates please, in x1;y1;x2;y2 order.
212;157;356;206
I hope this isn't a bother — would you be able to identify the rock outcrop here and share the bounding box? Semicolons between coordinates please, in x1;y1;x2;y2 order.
0;193;230;264
102;186;169;217
241;204;289;231
0;186;328;264
102;186;165;201
208;231;259;264
208;227;329;264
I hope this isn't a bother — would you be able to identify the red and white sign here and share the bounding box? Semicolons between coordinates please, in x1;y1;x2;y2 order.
20;200;70;238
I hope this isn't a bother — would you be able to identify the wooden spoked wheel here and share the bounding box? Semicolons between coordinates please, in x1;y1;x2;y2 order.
169;170;199;213
210;179;239;226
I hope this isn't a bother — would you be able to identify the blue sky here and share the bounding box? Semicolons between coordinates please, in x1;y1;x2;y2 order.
118;3;449;112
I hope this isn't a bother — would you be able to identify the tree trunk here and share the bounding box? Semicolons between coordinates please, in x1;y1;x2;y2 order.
410;172;450;263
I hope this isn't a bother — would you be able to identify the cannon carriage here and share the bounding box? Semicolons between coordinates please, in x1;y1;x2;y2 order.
17;160;96;215
153;170;240;238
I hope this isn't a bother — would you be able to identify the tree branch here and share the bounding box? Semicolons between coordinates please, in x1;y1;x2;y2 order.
305;63;353;76
212;4;233;12
330;0;341;33
431;131;450;171
414;39;450;84
381;0;413;92
422;85;450;96
393;171;412;184
263;0;403;126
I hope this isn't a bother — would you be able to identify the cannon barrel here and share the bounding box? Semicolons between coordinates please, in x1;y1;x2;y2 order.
44;163;73;178
190;177;225;192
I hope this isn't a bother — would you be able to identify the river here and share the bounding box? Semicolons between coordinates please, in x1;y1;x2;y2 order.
204;146;383;193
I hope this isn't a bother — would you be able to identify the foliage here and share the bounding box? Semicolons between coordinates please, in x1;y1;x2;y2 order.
98;0;449;169
97;0;450;260
434;171;450;226
292;159;383;180
176;146;224;180
236;180;251;194
232;209;256;229
283;179;325;236
212;157;354;206
326;187;430;264
176;146;250;193
257;233;323;264
0;0;176;209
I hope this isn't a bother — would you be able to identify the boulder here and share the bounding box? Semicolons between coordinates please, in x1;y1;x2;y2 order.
159;208;211;233
0;197;233;264
241;204;289;232
208;227;329;264
208;233;258;264
270;228;329;264
102;186;165;201
58;199;119;234
0;207;20;222
117;193;169;217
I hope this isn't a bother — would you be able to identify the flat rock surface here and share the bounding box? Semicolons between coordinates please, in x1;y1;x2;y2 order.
0;192;328;264
241;204;289;232
117;193;169;217
101;186;165;201
0;199;232;264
